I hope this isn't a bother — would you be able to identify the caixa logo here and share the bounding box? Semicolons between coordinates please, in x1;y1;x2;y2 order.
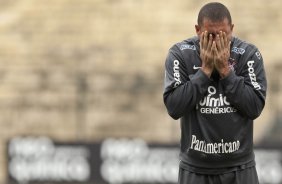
173;60;181;88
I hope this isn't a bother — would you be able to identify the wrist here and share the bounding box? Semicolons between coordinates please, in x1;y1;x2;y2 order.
219;67;231;78
201;67;213;78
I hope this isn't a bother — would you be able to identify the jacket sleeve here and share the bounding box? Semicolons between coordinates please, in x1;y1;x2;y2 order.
163;46;211;120
221;49;267;120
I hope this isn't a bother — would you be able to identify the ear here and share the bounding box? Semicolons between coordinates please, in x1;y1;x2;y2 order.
231;24;234;32
195;25;201;36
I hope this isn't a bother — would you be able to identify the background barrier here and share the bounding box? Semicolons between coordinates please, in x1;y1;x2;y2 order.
7;137;282;184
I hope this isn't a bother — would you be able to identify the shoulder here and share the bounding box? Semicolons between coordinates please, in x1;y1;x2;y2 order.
230;37;264;76
231;37;260;56
170;36;199;53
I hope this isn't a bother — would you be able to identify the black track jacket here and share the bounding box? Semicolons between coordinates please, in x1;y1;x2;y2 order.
163;36;267;170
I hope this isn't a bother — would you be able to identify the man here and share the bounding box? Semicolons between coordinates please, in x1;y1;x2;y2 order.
163;2;267;184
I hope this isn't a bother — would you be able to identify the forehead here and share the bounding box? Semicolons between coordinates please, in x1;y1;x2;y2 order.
201;18;231;32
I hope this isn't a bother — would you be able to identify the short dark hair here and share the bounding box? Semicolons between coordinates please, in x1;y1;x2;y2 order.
197;2;232;25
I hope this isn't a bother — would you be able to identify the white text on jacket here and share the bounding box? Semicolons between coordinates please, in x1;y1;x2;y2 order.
190;135;240;154
173;60;181;88
247;60;261;90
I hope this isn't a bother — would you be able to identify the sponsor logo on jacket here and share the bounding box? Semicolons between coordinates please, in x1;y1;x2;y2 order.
255;51;262;60
197;86;237;114
228;58;237;72
190;135;240;154
247;60;261;90
173;60;181;88
231;47;245;55
180;44;196;51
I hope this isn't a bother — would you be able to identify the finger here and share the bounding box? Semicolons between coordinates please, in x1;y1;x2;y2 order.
207;34;213;51
212;41;217;62
223;32;228;47
212;41;217;54
200;32;204;49
215;34;222;51
203;31;208;49
220;31;225;48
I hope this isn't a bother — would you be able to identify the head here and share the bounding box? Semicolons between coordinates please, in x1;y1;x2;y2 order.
195;2;234;41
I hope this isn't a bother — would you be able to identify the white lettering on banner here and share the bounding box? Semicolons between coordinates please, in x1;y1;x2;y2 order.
247;60;261;90
173;60;181;88
197;86;237;114
100;138;178;184
9;157;89;182
8;137;90;183
190;135;240;154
